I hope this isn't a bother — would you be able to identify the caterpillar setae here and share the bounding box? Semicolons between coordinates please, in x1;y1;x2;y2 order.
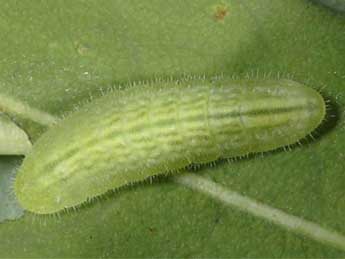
14;76;326;214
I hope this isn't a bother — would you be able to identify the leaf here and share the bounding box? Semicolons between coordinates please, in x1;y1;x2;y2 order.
0;114;31;155
0;156;24;222
314;0;345;12
0;0;345;257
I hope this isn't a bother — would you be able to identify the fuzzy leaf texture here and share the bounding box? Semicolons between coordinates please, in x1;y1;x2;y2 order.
0;0;344;258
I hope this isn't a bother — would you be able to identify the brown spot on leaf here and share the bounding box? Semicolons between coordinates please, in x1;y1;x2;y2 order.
148;227;156;234
213;4;229;22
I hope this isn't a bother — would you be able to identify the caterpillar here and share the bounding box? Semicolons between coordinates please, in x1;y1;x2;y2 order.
14;76;326;214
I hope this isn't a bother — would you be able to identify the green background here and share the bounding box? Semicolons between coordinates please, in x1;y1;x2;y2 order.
0;0;345;257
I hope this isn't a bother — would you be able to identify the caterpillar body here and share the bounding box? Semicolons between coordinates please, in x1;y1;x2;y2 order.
14;77;326;214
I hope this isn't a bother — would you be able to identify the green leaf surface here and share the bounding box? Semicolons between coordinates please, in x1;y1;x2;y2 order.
0;0;345;257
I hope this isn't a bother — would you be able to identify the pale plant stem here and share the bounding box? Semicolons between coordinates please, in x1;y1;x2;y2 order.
0;94;58;155
174;173;345;252
0;94;57;127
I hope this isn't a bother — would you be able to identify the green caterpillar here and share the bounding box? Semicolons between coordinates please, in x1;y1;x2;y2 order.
14;77;326;214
